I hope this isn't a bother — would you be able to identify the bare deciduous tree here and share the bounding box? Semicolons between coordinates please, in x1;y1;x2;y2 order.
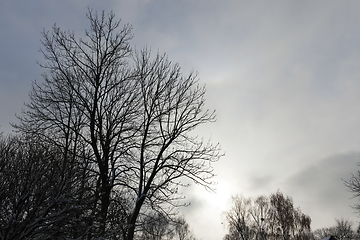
269;191;311;240
0;135;87;239
125;49;221;240
224;195;255;240
314;218;354;240
345;165;360;215
15;9;220;239
223;191;312;240
174;216;197;240
137;212;174;240
16;10;136;237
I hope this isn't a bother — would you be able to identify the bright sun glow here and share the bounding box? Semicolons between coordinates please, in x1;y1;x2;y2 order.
201;180;233;212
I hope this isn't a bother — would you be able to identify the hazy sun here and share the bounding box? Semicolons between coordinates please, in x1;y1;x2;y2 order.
202;180;233;211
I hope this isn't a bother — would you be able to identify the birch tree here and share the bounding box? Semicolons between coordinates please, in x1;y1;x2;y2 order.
224;191;312;240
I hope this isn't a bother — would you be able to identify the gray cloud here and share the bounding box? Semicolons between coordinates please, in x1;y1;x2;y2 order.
3;1;360;239
283;152;360;229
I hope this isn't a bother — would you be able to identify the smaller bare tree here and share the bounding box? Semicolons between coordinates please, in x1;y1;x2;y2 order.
224;195;256;240
345;166;360;215
174;216;197;240
269;191;311;240
314;218;354;240
223;191;312;240
0;134;88;239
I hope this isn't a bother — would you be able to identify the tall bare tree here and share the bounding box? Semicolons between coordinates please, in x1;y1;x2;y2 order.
15;9;220;239
16;10;136;237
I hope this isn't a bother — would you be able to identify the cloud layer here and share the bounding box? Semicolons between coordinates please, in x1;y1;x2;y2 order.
2;1;360;239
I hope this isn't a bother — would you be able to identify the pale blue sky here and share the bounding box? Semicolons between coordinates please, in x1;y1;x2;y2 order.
2;1;360;239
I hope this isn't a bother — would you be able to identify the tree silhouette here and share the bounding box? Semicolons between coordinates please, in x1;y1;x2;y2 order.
0;134;90;239
223;191;312;240
314;218;355;240
14;9;220;239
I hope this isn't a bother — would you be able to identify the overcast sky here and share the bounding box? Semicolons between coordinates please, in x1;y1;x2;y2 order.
2;1;360;239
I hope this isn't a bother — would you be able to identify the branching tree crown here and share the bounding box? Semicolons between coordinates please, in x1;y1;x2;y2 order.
14;9;221;239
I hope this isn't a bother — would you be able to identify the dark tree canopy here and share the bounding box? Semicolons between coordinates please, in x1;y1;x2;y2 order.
0;134;91;239
12;9;220;240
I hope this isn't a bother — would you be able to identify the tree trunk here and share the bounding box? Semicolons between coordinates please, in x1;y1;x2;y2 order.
99;176;111;237
126;196;145;240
